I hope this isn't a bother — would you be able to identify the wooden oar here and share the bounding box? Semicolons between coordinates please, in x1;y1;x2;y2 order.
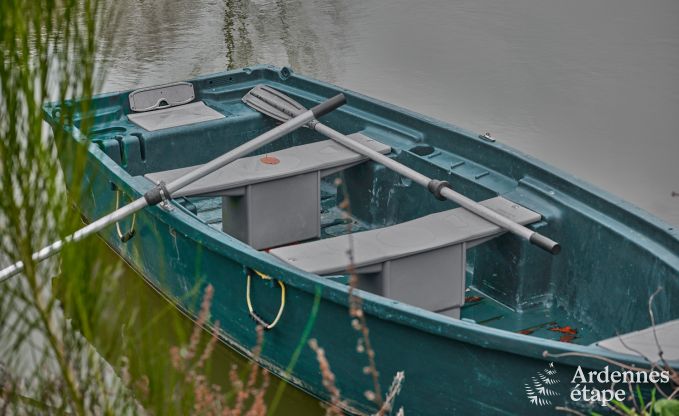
243;84;560;254
0;90;346;282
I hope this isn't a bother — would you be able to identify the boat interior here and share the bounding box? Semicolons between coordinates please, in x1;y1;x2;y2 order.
67;74;678;356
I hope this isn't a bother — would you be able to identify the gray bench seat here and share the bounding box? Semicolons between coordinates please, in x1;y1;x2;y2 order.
270;197;541;318
598;319;679;362
145;133;390;198
144;133;391;249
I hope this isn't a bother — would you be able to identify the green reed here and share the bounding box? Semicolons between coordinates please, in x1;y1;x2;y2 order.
0;2;408;414
0;1;273;414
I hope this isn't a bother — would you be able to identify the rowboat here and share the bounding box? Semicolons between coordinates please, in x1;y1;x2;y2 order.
44;65;678;414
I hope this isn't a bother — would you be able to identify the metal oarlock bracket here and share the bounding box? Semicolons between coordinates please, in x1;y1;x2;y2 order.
159;198;174;212
144;181;174;211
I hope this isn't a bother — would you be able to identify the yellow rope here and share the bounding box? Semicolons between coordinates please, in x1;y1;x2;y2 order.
246;270;286;330
115;189;137;242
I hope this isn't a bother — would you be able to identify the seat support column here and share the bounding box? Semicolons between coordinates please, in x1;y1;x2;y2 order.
222;171;321;249
355;243;467;318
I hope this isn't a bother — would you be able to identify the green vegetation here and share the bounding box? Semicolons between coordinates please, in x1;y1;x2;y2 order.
0;1;273;414
0;1;402;414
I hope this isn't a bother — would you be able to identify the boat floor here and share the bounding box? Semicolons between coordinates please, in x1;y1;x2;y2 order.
460;288;598;345
187;191;598;347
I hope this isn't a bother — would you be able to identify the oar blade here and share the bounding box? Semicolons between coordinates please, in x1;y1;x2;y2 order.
242;84;305;122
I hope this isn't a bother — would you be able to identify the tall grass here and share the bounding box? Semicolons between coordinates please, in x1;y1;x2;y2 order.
0;1;404;414
0;0;132;412
0;1;274;414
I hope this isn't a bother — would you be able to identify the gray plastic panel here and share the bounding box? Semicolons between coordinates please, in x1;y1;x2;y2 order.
598;319;679;361
222;172;321;250
352;245;465;318
128;101;225;131
129;81;195;112
270;196;541;275
144;133;391;197
386;244;465;314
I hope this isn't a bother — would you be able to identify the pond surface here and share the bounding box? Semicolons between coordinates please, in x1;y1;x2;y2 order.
96;0;679;411
102;0;679;226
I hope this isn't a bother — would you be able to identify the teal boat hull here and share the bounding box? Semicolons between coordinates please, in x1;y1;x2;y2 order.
46;65;679;415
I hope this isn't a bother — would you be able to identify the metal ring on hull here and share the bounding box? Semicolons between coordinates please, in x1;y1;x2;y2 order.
246;270;286;330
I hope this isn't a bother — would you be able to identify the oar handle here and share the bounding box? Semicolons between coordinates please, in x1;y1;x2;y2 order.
437;183;561;255
310;94;346;118
529;233;561;255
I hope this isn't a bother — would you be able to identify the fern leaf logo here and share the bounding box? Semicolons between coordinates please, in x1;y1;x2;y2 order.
524;362;561;406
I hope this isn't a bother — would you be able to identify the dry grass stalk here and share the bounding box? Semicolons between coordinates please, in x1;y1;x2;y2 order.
308;338;345;416
376;371;405;416
336;177;384;406
306;178;406;415
166;285;270;416
232;325;269;416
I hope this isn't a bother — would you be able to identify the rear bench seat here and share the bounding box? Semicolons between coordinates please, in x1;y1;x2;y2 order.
270;197;541;318
144;133;391;249
598;319;679;362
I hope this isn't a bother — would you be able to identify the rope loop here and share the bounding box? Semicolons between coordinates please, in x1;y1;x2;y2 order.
246;269;286;330
115;189;137;242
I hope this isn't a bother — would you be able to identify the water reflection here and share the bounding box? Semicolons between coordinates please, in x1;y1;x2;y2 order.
224;0;253;69
220;0;353;80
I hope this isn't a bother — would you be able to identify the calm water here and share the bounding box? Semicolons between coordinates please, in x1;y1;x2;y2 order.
102;0;679;226
96;0;678;410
